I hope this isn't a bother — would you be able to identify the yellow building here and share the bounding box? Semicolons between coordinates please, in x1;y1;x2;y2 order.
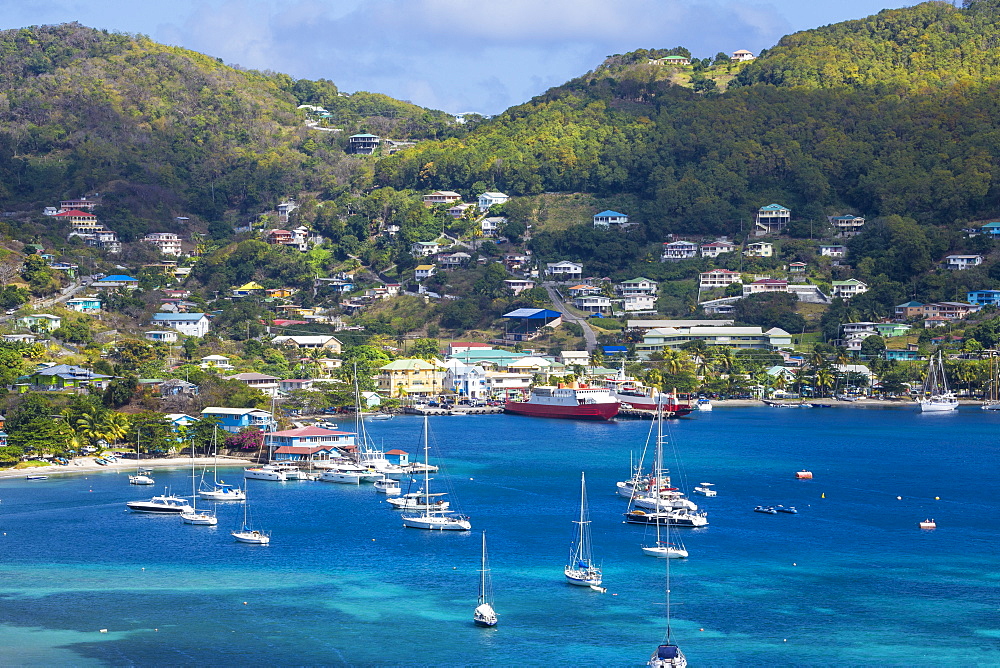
378;359;444;398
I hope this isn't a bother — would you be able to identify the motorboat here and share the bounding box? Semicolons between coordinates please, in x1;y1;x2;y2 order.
919;519;937;529
319;462;380;484
25;475;48;480
387;491;450;511
693;483;717;497
695;398;713;411
373;477;402;494
474;531;498;627
368;413;393;421
129;473;155;485
754;505;777;514
776;505;798;514
244;465;287;481
126;493;193;514
564;472;602;587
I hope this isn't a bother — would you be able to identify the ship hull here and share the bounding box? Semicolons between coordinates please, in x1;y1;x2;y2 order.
504;401;619;421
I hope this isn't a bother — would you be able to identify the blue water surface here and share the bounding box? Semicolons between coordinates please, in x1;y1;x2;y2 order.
0;406;997;667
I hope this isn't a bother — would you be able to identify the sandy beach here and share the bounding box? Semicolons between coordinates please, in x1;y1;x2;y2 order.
0;455;255;480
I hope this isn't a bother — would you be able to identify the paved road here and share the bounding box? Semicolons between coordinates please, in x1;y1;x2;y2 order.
544;283;598;353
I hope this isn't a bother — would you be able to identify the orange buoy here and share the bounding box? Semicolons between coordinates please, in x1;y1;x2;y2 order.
796;470;813;479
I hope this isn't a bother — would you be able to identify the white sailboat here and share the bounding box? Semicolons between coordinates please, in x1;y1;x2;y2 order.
181;442;217;526
647;543;688;667
982;353;1000;410
232;485;270;544
401;416;471;531
918;351;958;412
128;429;154;485
199;426;246;501
641;406;688;558
564;472;602;587
473;531;498;627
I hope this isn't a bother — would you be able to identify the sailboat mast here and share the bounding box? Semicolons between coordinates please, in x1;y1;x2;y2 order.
655;403;663;545
479;531;487;605
423;415;430;519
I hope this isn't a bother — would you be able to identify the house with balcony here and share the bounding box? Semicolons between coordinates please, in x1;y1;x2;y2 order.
637;325;792;357
200;354;234;370
742;279;787;296
819;244;847;258
744;242;773;258
18;363;112;392
59;197;98;211
150;312;210;337
731;49;755;62
415;265;436;280
266;426;356;462
829;215;866;237
700;241;736;258
377;359;444;398
661;240;698;261
144;330;178;343
65;297;101;313
271;335;342;352
278;379;315;392
981;222;1000;236
568;284;601;297
545;261;582;279
348;133;380;154
93;274;139;290
201;407;275;433
143;232;183;255
481;216;504;236
921;302;981;320
699;269;742;289
422;191;462;206
477;192;509;210
592;210;633;229
484;370;532;398
832;279;868;299
266;229;294;245
54;209;100;232
447;202;475;219
19;314;61;331
616;277;657;297
943;254;983;270
875;323;912;338
503;279;535;295
277;200;298;224
411;241;441;257
443;360;489;400
789;262;806;274
967;290;1000;307
622;294;657;312
754;204;790;236
438;252;471;269
895;301;925;319
573;295;611;313
226;372;280;397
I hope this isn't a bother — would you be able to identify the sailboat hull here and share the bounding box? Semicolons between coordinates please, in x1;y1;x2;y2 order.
199;488;246;501
402;515;471;530
181;512;218;525
564;567;602;586
232;530;270;544
473;605;498;627
641;545;688;558
918;399;958;412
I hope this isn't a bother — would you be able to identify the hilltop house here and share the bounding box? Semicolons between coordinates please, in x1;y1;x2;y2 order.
415;265;436;280
744;242;773;258
65;297;101;313
271;335;342;352
226;372;280;397
20;364;112;392
832;279;869;299
477;192;509;210
19;314;61;331
829;215;866;238
593;210;633;229
980;222;1000;237
504;279;535;295
150;312;210;337
481;216;504;236
93;275;139;290
411;241;440;257
731;49;755;62
545;261;582;279
661;241;698;261
742;279;788;296
699;269;742;289
573;295;611;313
700;241;736;258
348;133;380;154
754;204;790;236
142;233;183;256
820;245;847;258
422;191;462;206
616;277;657;297
144;330;179;343
967;290;1000;307
943;254;983;270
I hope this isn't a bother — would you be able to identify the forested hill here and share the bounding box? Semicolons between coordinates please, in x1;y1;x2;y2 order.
376;0;1000;237
0;23;458;233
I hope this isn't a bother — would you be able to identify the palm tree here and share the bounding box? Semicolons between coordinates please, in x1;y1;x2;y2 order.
815;367;835;398
810;349;827;370
714;346;736;375
662;350;685;376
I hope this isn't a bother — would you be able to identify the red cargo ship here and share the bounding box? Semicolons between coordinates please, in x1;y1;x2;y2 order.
504;386;620;421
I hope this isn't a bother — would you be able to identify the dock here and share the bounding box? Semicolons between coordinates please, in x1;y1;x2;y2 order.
404;406;505;416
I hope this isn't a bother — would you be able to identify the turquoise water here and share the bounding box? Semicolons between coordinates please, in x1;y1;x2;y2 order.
0;407;998;666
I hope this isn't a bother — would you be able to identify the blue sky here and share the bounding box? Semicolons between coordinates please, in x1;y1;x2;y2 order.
2;0;914;114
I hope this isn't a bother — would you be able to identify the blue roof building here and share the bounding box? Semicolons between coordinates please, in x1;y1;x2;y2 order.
968;290;1000;307
593;210;633;229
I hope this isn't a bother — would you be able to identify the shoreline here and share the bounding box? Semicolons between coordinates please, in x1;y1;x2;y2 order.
710;398;985;408
0;455;255;481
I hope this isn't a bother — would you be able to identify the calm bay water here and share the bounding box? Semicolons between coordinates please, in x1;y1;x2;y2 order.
0;407;998;666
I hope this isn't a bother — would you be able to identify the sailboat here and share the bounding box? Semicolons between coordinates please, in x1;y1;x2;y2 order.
128;429;154;485
401;416;471;531
181;441;218;526
199;426;246;501
473;531;498;627
352;367;406;478
982;352;1000;410
232;485;270;544
918;351;958;412
647;553;687;667
564;472;602;587
642;406;689;558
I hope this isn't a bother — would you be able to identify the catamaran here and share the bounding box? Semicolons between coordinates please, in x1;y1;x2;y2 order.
564;472;602;587
918;351;958;412
473;531;498;627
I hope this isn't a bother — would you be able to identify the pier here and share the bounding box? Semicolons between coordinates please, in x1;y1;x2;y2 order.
403;406;505;416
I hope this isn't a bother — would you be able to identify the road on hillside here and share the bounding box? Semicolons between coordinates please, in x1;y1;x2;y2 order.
544;283;597;353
